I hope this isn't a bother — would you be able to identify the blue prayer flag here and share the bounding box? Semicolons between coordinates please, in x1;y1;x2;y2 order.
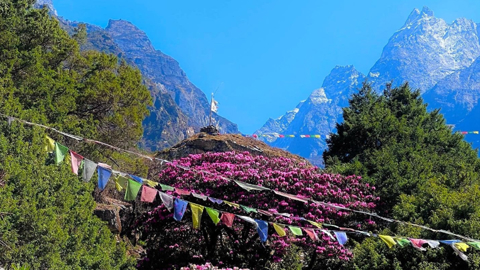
174;199;188;221
97;166;112;191
334;231;348;245
255;219;269;243
129;174;144;183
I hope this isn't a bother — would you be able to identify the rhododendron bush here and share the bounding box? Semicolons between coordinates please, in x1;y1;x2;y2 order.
135;152;378;269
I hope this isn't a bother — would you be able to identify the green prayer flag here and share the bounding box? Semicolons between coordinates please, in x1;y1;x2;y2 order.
160;184;175;191
206;207;220;225
125;179;142;201
54;142;69;165
289;226;303;236
240;205;257;213
468;242;480;250
395;238;410;247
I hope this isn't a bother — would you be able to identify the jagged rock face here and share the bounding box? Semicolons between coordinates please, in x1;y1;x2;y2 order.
104;20;238;134
257;66;364;166
34;0;57;16
368;7;480;92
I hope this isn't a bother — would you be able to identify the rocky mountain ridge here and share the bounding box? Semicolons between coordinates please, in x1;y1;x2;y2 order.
258;7;480;165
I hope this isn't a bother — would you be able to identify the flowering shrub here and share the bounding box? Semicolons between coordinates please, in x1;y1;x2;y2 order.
135;152;378;269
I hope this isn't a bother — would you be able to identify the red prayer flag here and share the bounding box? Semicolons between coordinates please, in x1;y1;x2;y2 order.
304;228;318;241
462;132;468;135
305;135;311;138
70;150;84;175
175;188;191;196
279;135;285;138
141;185;157;203
220;212;235;227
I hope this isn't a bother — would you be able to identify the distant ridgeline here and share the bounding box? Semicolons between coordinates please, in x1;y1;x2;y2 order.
257;7;480;165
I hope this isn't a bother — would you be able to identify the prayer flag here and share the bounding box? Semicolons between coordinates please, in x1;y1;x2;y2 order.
211;96;219;113
97;165;112;191
467;242;480;250
304;228;318;241
379;235;396;249
255;219;268;243
81;159;97;182
190;203;204;229
314;135;321;138
192;193;207;200
45;135;55;153
395;238;410;247
455;242;469;252
321;230;335;240
451;243;469;262
141;185;157;203
439;240;461;245
208;197;223;204
289;226;303;236
334;231;348;245
160;184;175;191
129;174;143;184
69;151;83;175
54;142;69;165
220;212;235;227
225;201;240;209
175;188;191;195
159;191;174;211
125;179;142;201
408;238;427;251
258;209;273;216
274;190;308;203
426;240;440;249
238;215;257;227
273;223;286;237
144;179;158;188
241;205;257;213
114;175;128;191
308;220;322;228
206;207;220;225
173;199;188;221
234;180;270;192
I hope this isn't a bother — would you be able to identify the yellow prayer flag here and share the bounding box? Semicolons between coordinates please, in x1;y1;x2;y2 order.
225;201;240;209
455;242;470;252
474;131;479;134
308;220;322;228
314;135;321;138
45;135;55;153
144;179;159;188
273;223;286;237
190;203;204;229
379;235;397;249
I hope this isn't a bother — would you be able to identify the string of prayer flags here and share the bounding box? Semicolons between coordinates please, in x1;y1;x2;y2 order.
208;197;223;204
81;159;97;182
69;151;83;175
129;174;144;184
206;207;220;225
240;205;257;213
175;188;191;196
468;242;480;250
159;192;174;211
125;179;142;201
289;226;303;236
141;185;157;203
54;142;69;165
273;223;286;237
192;193;207;201
409;238;427;251
334;231;348;245
304;228;319;241
220;212;235;227
160;184;175;191
173;199;188;221
379;235;397;249
190;203;204;229
234;180;270;192
255;219;268;243
97;165;112;190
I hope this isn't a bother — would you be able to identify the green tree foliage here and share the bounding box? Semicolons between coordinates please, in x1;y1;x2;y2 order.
324;83;480;269
0;0;152;268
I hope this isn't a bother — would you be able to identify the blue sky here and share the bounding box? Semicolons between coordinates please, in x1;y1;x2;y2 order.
54;0;480;134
